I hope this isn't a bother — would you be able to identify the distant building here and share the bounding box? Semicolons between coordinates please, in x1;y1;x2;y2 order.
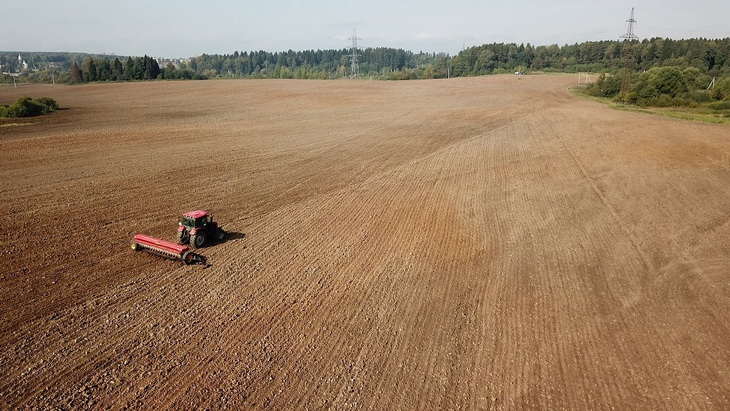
156;57;187;69
17;54;28;71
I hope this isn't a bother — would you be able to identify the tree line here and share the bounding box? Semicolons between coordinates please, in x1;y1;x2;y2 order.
1;49;447;83
2;37;729;83
174;38;730;80
451;38;730;77
1;54;203;83
69;55;160;82
181;48;450;79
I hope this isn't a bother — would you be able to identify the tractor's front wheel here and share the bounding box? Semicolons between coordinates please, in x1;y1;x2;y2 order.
177;230;186;245
216;228;226;242
191;233;206;248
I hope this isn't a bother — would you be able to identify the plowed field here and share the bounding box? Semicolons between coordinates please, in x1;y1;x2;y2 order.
1;75;729;409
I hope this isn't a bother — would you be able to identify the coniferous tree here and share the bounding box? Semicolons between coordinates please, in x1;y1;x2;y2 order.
69;61;83;83
98;58;112;81
81;57;98;82
125;57;141;80
142;55;160;79
112;57;124;80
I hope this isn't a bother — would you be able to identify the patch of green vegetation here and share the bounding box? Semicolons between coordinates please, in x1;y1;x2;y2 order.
709;101;730;110
571;85;730;125
0;96;59;118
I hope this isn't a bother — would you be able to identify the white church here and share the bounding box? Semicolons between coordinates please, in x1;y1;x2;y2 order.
18;54;29;71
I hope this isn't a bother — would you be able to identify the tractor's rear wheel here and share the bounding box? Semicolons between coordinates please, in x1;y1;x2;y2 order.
191;233;206;248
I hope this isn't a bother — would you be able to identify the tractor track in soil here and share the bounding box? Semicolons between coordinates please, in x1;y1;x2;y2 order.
1;76;729;409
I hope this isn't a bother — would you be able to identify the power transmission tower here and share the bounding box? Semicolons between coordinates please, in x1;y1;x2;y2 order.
349;28;361;79
618;8;639;103
619;7;639;41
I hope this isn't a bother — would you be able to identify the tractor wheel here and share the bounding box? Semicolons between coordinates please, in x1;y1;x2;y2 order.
216;228;226;242
177;230;186;244
191;233;206;248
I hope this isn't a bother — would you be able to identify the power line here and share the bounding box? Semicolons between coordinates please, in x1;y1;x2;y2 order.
642;27;730;35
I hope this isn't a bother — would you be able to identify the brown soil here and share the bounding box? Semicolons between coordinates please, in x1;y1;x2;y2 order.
1;76;728;409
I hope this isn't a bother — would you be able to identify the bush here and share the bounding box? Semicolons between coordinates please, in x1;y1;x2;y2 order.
0;96;59;117
8;97;37;117
634;67;687;100
35;97;59;111
682;90;712;103
584;73;622;98
711;77;730;100
709;101;730;110
647;94;675;107
682;67;712;90
613;91;637;104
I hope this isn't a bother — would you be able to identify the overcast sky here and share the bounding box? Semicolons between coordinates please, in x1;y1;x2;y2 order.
3;0;730;58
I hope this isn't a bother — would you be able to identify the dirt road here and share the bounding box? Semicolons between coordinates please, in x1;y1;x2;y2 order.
1;75;728;409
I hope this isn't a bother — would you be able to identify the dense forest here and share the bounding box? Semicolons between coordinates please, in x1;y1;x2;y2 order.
452;38;730;77
2;37;730;105
1;49;447;82
3;38;730;82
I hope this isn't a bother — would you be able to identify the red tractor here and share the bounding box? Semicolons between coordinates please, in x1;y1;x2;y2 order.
177;210;226;248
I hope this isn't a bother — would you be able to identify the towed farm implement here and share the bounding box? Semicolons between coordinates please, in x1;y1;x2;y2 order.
131;233;207;265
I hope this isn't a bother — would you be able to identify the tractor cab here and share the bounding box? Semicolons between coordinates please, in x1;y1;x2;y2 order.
181;210;211;229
